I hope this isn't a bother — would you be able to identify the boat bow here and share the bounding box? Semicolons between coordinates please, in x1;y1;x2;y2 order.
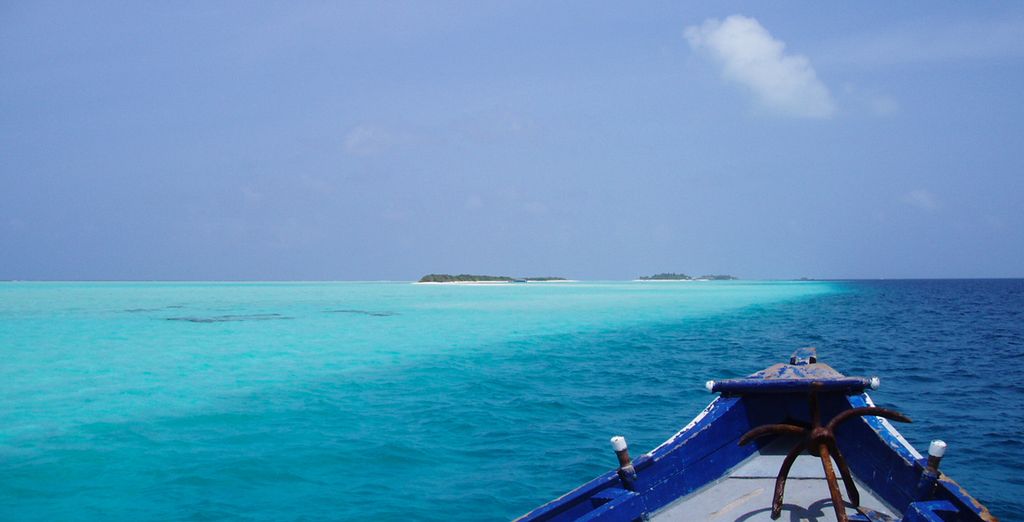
516;347;996;522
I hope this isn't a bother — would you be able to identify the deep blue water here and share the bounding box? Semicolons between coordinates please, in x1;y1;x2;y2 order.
0;280;1021;520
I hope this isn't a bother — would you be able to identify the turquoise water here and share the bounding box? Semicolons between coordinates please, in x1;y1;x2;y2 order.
1;280;1020;520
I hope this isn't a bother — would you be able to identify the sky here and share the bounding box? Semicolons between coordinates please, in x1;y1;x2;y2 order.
2;2;1022;280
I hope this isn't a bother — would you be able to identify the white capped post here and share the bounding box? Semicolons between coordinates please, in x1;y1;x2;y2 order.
927;440;947;473
610;435;637;489
610;436;628;453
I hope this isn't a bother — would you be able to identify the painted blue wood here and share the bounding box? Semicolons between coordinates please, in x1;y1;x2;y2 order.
517;470;622;521
836;394;920;512
574;488;644;522
710;377;872;395
901;500;958;522
515;352;994;522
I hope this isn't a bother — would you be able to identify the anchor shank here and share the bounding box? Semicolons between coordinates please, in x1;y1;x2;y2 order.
818;443;848;522
827;439;861;507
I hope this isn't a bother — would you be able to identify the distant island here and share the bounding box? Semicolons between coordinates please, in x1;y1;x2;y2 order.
637;273;738;281
418;274;569;284
638;273;692;281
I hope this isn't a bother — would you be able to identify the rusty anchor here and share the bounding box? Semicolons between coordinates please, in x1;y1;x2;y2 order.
738;393;911;522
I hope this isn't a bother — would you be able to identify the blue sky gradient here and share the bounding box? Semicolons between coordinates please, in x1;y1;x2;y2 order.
2;2;1022;280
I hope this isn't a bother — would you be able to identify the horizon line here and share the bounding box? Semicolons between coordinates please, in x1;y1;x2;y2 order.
2;277;1023;283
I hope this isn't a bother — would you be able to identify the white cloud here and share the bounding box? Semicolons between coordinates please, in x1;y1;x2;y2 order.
903;189;940;211
685;15;836;118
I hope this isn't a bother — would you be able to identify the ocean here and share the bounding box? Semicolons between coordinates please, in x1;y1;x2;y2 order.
1;280;1021;520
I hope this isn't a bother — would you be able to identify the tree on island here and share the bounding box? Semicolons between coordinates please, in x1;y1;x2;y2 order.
638;273;692;280
419;274;513;283
638;273;738;281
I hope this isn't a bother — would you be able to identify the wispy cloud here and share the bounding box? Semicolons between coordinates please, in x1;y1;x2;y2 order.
841;83;900;117
866;95;900;116
820;17;1024;67
343;113;532;157
465;194;484;210
903;189;940;211
343;125;398;156
685;15;836;118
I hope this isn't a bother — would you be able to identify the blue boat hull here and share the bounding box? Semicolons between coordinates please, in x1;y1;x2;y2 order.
516;349;995;522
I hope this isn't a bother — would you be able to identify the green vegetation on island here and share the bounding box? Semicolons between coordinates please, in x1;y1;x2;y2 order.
419;274;512;283
638;273;738;281
418;274;567;283
638;273;692;280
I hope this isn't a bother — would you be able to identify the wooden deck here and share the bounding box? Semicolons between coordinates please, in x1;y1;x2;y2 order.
650;437;899;521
